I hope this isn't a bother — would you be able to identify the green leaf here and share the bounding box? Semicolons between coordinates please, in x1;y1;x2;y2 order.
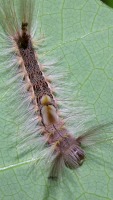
0;0;113;200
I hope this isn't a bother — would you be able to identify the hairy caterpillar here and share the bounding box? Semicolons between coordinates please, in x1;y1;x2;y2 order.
0;0;113;181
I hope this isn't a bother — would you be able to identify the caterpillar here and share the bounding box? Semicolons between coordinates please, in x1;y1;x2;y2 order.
0;0;113;181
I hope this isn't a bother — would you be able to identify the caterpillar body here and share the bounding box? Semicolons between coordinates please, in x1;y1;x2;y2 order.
0;0;113;180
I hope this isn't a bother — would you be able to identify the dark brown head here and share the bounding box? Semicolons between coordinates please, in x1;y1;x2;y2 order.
63;144;85;169
48;143;85;180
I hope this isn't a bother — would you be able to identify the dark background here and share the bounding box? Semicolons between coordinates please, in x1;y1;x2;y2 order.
101;0;113;7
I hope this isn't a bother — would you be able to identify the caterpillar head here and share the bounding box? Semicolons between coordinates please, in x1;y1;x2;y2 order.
49;145;85;180
63;144;85;169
